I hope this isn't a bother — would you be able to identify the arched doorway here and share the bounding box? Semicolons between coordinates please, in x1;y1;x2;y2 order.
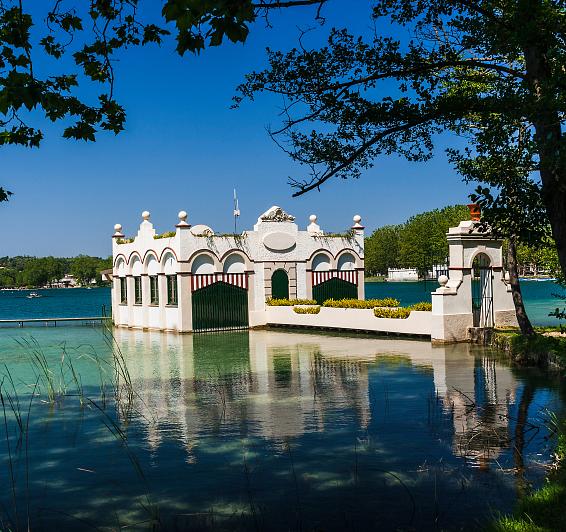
471;253;494;327
191;253;248;332
271;269;289;299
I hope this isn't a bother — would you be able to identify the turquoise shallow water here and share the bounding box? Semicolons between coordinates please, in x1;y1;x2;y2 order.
0;280;563;326
0;327;564;530
366;279;565;326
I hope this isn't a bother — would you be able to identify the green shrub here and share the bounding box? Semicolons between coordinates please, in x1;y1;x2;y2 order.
154;231;176;239
266;298;317;306
115;238;134;244
373;307;411;319
322;298;400;309
292;306;321;314
409;302;432;311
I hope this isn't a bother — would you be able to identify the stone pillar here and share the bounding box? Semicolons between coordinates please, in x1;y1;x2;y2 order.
356;269;365;300
158;273;168;330
126;275;134;327
141;274;150;329
112;276;122;325
352;215;365;301
431;219;518;343
177;271;193;333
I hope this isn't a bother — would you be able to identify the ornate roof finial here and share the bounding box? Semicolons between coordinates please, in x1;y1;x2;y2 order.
176;210;190;228
113;223;124;238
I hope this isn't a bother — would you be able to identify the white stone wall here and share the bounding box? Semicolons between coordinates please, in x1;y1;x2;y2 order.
111;206;365;333
431;220;518;342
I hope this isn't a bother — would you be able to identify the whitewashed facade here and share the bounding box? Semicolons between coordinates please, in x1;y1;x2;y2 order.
107;209;518;343
109;206;365;333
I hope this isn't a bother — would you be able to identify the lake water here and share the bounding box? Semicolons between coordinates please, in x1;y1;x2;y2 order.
0;282;564;529
0;327;563;530
0;279;564;326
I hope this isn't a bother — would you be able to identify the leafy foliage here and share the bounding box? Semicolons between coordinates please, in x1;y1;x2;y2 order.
322;298;399;308
409;302;432;311
0;0;325;198
266;298;317;306
292;305;320;314
400;205;469;276
373;307;411;319
154;231;177;240
365;224;402;276
0;254;111;287
365;204;469;276
233;0;566;280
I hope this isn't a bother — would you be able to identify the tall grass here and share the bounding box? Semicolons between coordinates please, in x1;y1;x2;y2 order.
0;325;159;530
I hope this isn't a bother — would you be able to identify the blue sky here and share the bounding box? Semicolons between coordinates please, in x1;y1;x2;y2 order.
1;3;471;258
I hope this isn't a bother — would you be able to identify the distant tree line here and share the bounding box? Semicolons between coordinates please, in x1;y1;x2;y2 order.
0;255;112;288
365;205;470;277
365;206;560;279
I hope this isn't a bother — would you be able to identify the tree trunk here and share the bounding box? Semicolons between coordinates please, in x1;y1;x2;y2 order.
520;3;566;280
513;383;535;497
508;236;535;336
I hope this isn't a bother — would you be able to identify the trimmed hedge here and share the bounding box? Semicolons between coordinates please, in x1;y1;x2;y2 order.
409;302;432;311
322;298;400;309
292;306;321;314
374;307;411;319
266;298;317;306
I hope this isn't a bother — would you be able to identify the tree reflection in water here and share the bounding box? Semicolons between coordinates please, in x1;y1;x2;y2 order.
0;328;562;530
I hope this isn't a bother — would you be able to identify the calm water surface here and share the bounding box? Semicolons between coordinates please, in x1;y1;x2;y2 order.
0;280;563;326
0;327;564;530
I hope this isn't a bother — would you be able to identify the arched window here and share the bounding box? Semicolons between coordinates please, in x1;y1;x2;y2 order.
271;269;289;299
131;257;142;304
162;253;178;305
337;253;356;271
116;258;127;304
312;253;331;271
146;255;159;305
223;253;246;273
192;254;215;274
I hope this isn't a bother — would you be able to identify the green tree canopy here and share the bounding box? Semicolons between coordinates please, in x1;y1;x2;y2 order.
364;224;402;276
233;1;566;279
364;204;469;277
3;0;566;280
0;255;111;287
399;205;470;276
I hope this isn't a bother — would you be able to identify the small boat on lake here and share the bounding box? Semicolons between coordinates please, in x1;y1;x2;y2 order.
26;292;43;299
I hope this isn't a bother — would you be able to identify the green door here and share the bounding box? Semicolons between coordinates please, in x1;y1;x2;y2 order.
313;277;357;304
192;281;249;332
271;269;289;299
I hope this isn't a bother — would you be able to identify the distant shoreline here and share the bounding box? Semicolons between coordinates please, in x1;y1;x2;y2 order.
0;286;108;291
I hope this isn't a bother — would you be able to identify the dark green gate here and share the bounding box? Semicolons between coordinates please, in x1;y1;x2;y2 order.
271;269;289;299
192;281;248;332
313;277;357;304
471;253;494;328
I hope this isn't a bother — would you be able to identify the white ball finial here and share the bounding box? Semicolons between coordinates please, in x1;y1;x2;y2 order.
353;214;362;224
178;210;188;222
114;223;122;232
309;214;317;223
438;274;449;287
142;211;150;221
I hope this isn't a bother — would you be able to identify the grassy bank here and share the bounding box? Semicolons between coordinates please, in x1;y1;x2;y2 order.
492;427;566;531
491;328;566;368
490;329;566;531
364;275;386;282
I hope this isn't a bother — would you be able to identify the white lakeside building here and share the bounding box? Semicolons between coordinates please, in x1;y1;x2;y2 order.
109;206;365;333
107;207;518;343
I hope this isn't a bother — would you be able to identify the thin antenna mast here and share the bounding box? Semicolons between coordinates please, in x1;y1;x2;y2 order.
233;188;240;234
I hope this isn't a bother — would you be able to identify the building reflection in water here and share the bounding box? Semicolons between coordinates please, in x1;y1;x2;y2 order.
112;329;518;468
